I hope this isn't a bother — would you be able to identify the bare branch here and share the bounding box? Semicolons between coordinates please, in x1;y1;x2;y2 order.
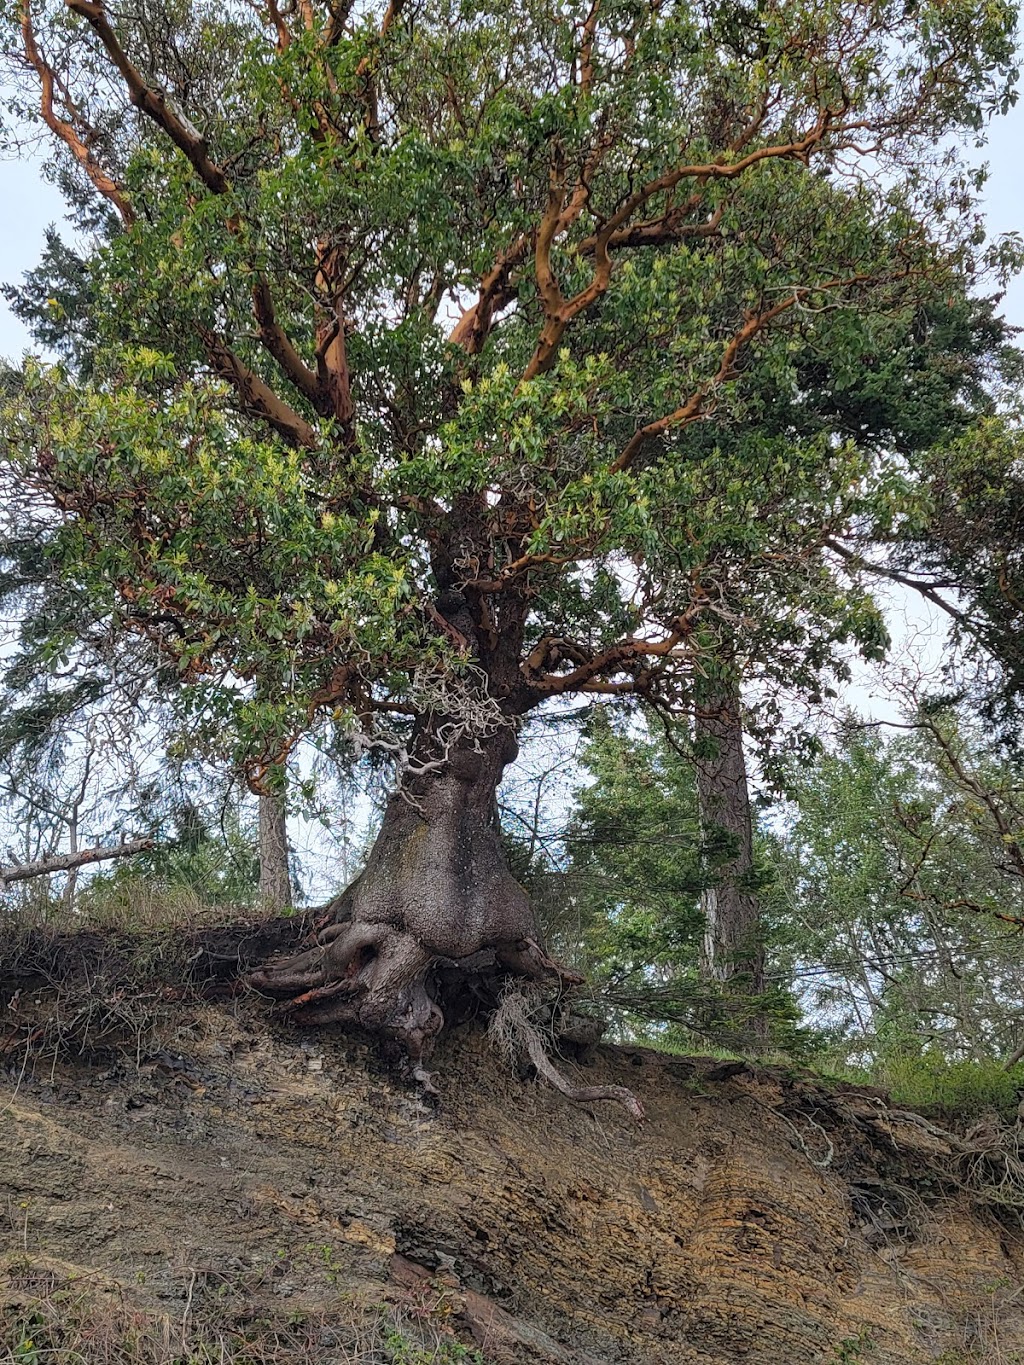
824;538;969;627
0;836;154;887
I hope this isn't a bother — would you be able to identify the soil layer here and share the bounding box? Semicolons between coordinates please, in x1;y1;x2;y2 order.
2;945;1024;1362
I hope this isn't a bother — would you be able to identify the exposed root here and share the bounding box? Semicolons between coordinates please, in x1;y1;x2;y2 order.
498;937;586;986
412;1062;440;1097
489;986;644;1123
276;978;364;1015
248;922;636;1119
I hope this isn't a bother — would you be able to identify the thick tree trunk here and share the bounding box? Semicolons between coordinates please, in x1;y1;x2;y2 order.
258;783;293;910
249;726;573;1069
694;671;766;1036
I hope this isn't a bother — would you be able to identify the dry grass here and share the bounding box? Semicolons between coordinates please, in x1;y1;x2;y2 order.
3;876;256;937
1;1254;486;1365
0;886;310;1077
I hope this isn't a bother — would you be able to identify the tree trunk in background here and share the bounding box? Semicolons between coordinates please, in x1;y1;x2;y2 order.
694;670;766;1041
259;782;292;910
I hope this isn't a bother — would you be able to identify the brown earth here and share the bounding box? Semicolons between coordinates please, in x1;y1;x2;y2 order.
2;927;1024;1364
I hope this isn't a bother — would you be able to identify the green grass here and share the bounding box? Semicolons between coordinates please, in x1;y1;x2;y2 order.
854;1053;1024;1124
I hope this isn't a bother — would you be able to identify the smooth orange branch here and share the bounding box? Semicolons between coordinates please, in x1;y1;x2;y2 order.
611;262;903;473
577;0;601;93
449;236;531;354
261;0;291;51
462;8;810;366
610;294;800;473
521;115;832;381
313;245;357;440
449;198;721;359
200;329;318;449
21;0;134;225
66;0;231;195
251;279;326;414
534;153;568;316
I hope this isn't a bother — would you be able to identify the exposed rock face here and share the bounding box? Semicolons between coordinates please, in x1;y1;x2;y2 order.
2;1000;1023;1363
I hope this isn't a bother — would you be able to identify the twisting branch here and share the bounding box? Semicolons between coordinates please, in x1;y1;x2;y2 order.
612;265;907;473
200;329;318;448
66;0;231;195
20;0;134;224
824;538;969;627
610;295;801;472
523;608;700;698
61;0;329;445
449;236;531;354
522;115;834;381
313;246;357;439
0;837;154;888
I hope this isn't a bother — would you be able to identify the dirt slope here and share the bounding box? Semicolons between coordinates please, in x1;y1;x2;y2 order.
3;959;1024;1363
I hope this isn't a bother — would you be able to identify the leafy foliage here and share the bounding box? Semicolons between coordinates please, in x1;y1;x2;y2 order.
865;1052;1024;1123
900;416;1024;744
525;712;802;1047
1;0;1020;780
772;715;1024;1068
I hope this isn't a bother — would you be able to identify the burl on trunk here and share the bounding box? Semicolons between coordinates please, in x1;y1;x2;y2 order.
249;727;645;1110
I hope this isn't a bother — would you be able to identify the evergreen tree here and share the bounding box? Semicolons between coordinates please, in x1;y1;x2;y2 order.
774;714;1024;1068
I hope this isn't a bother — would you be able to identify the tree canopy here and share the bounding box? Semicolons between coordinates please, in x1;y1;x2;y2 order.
2;0;1019;780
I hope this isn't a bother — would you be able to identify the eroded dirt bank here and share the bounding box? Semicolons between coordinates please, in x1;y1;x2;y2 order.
2;933;1024;1363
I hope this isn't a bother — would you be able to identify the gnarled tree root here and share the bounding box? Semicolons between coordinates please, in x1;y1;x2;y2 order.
244;730;631;1114
247;922;640;1118
489;987;644;1123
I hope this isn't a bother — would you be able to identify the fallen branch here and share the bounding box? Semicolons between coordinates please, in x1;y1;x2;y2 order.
0;837;154;888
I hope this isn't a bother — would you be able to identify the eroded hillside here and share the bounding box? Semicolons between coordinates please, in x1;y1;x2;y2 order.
2;925;1024;1364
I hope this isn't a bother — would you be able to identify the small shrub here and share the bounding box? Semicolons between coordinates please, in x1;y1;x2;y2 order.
873;1053;1024;1124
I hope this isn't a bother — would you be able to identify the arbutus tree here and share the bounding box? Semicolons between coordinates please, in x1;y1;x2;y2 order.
1;0;1019;1103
